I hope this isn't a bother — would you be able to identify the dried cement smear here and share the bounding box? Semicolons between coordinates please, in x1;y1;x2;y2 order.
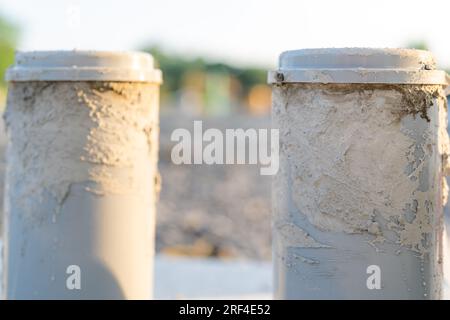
4;81;160;223
276;223;330;248
273;83;448;255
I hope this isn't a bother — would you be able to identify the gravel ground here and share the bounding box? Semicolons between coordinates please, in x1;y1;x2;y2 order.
157;114;272;260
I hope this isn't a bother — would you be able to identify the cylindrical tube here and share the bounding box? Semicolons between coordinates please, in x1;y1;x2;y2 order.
269;48;450;299
2;51;162;299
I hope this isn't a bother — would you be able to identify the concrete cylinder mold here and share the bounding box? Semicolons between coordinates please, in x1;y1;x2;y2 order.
2;51;162;299
269;48;450;299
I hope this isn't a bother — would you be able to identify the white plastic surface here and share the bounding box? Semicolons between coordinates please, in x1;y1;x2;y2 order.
5;50;162;83
268;48;449;85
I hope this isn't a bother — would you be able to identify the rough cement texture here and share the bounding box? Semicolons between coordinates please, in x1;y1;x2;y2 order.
272;83;448;299
2;81;160;299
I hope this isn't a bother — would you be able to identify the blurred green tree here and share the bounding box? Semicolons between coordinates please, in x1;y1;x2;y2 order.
406;40;428;51
0;12;19;89
142;45;267;108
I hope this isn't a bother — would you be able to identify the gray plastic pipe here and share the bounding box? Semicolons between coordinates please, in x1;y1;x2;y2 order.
2;51;162;299
269;48;450;299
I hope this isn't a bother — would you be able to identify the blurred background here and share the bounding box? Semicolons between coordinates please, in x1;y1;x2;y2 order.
0;0;449;298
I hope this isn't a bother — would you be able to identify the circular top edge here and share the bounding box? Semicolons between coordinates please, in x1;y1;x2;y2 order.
279;47;437;70
6;50;162;83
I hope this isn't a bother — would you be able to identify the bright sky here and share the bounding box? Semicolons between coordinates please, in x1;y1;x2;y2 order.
0;0;449;68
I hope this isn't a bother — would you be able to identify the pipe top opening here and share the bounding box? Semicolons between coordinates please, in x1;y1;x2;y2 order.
280;48;436;71
269;48;448;85
6;50;162;83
